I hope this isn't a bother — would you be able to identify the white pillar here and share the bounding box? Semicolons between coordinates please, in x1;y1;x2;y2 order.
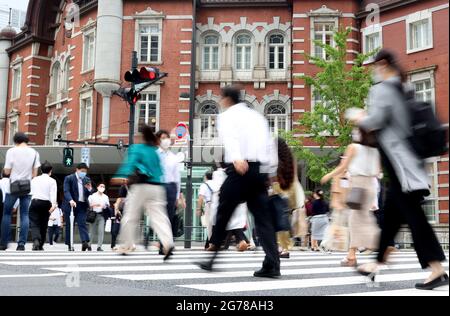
101;95;111;140
94;0;123;141
0;39;12;144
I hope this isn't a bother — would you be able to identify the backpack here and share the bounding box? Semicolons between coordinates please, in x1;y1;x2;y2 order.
388;81;448;159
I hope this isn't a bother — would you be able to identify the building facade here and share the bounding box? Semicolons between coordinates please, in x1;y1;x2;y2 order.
0;0;448;226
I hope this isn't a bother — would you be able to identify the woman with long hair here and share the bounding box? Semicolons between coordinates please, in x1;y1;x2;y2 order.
272;138;305;258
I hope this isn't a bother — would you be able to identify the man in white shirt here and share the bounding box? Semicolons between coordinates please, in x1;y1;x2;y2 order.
1;132;41;251
156;130;181;240
29;162;58;251
88;183;110;251
197;85;279;278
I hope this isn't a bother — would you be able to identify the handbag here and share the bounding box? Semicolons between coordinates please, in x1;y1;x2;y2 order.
10;152;37;196
86;209;97;223
269;194;290;232
345;187;367;210
104;219;112;233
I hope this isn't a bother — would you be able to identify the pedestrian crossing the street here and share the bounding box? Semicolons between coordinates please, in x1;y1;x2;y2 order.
0;249;448;296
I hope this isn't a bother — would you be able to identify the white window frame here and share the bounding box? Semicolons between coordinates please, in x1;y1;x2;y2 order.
408;69;436;111
310;18;338;60
202;34;220;71
8;120;18;145
234;33;253;79
311;88;338;137
46;121;58;146
10;63;22;101
265;102;289;136
50;62;61;95
267;33;286;70
135;19;163;65
406;10;433;54
423;160;439;223
79;90;93;140
82;28;96;72
135;85;160;133
362;24;382;64
198;102;219;140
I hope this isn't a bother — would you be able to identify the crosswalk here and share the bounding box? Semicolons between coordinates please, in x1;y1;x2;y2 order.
0;249;448;296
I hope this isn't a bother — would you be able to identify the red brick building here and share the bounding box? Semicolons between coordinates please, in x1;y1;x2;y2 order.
0;0;448;225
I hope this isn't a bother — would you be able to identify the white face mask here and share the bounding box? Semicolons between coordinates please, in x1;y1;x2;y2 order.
160;138;171;150
371;69;383;84
98;187;105;193
351;129;361;143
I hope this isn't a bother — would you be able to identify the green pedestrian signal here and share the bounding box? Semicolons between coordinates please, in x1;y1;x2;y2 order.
63;147;74;167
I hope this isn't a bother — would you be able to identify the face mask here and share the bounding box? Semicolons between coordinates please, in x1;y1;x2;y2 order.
371;69;383;84
160;138;171;150
98;187;105;193
78;172;87;179
351;129;361;143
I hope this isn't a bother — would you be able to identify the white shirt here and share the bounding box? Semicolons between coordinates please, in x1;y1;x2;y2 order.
0;178;19;208
76;173;85;202
48;207;63;227
158;148;181;199
217;103;277;174
209;169;247;230
198;182;213;203
88;192;110;213
4;146;41;183
31;174;58;207
348;144;380;177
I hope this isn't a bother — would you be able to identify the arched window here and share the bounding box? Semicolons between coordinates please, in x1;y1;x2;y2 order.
235;34;252;70
203;35;219;70
60;118;68;145
268;34;284;69
265;102;288;136
46;121;57;145
50;62;60;95
199;102;219;139
63;60;70;92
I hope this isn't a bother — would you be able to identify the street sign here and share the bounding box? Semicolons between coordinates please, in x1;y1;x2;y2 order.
63;147;74;167
175;122;188;139
81;147;90;167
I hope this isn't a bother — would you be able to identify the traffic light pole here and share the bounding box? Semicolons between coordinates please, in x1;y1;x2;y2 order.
184;0;197;249
129;51;138;145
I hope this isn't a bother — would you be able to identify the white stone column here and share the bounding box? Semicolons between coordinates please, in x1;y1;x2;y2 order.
0;38;12;144
94;0;123;140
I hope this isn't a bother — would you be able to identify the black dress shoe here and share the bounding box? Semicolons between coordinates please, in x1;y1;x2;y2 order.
16;245;25;251
32;239;40;251
195;261;214;271
415;273;449;290
0;245;7;251
82;242;91;251
253;268;281;278
163;246;174;261
158;248;164;255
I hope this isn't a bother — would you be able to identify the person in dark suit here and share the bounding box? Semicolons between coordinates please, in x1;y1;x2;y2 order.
63;163;93;251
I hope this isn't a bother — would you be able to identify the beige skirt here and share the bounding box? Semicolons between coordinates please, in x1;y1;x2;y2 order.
348;176;380;249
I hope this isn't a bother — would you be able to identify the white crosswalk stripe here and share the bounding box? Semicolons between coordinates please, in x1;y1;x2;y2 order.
0;250;448;296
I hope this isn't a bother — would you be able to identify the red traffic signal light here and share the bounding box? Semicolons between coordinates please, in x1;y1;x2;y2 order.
124;67;161;84
113;87;141;105
140;67;158;80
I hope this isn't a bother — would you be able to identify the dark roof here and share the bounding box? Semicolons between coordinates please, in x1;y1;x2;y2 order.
199;0;290;7
357;0;420;17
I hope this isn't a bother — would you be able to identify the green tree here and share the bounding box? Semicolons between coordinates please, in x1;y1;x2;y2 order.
283;26;376;183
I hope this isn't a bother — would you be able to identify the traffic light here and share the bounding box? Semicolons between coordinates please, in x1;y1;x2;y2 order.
113;87;141;105
124;67;164;85
63;147;74;167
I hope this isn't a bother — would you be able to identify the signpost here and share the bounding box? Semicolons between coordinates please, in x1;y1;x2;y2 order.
81;147;90;167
